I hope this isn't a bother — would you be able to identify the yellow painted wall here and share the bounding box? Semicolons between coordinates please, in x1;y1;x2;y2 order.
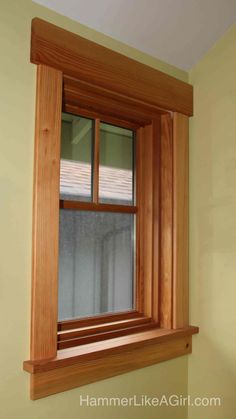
189;23;236;419
0;1;188;418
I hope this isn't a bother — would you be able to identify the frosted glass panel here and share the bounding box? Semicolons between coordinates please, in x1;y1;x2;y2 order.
99;123;134;205
60;112;93;201
58;210;135;321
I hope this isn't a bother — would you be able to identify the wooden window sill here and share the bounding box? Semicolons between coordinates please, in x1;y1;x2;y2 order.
24;326;198;400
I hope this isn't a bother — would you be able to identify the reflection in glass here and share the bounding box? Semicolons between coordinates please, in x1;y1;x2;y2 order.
60;113;93;201
99;123;134;205
58;210;135;321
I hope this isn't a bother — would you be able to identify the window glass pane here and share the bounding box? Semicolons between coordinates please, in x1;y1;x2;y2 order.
60;112;93;202
58;210;135;321
99;123;134;205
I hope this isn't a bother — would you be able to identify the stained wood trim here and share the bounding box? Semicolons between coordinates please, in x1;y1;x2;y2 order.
58;317;152;341
135;124;154;316
64;83;151;126
63;75;166;124
64;103;139;130
152;117;161;322
60;200;137;213
159;114;173;329
25;17;196;399
173;113;189;328
31;18;193;116
58;310;141;331
135;121;160;319
58;322;157;349
31;65;62;360
24;326;199;374
142;124;154;317
92;119;100;203
29;334;194;399
134;128;142;313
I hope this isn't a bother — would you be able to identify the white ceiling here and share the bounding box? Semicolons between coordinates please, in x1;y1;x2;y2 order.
33;0;236;70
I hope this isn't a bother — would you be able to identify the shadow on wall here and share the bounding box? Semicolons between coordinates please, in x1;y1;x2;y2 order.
189;334;236;418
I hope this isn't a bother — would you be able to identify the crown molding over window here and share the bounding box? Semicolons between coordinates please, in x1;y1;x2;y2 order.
31;18;193;116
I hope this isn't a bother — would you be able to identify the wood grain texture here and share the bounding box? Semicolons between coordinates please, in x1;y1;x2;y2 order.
64;103;139;130
159;114;173;329
26;18;195;399
58;322;157;349
64;75;166;120
58;310;140;331
64;79;153;127
31;18;193;116
136;124;154;317
24;326;198;374
143;124;154;317
58;317;152;341
30;337;192;399
173;113;189;328
31;65;62;360
60;200;137;213
134;128;143;313
152;117;161;322
92;119;100;203
28;331;196;399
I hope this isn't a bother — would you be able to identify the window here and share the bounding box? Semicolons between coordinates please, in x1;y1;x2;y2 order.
59;115;136;321
23;18;198;400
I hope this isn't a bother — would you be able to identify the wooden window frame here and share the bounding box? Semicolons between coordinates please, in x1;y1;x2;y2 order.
23;18;198;400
